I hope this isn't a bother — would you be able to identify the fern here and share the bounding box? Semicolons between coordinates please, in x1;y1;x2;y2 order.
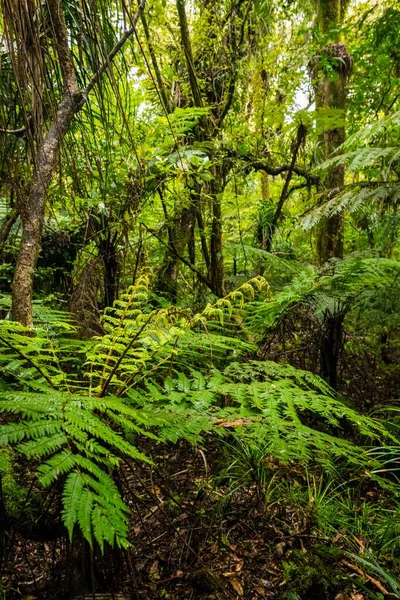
142;360;390;472
245;255;400;337
0;274;268;549
303;110;400;228
0;271;395;550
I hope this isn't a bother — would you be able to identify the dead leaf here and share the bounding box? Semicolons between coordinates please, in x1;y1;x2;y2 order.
275;542;286;557
218;419;251;427
149;560;160;580
211;541;219;554
235;559;244;572
230;578;244;596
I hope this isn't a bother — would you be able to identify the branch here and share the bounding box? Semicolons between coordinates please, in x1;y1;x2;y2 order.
265;124;307;251
48;0;78;94
141;222;213;291
140;10;170;113
226;149;319;185
0;126;27;136
176;0;203;108
218;0;252;128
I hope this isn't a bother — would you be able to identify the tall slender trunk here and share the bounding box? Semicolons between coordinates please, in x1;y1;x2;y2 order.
314;56;347;262
12;94;81;325
311;0;352;264
209;166;225;297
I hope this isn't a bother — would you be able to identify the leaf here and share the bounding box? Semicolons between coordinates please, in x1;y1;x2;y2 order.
230;578;244;596
218;419;252;427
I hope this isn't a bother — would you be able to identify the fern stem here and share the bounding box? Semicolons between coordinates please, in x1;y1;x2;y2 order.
0;334;56;390
98;313;155;398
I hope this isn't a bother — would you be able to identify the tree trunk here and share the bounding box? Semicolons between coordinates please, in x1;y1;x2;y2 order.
12;94;81;325
101;240;120;308
311;0;352;264
11;0;81;325
315;62;347;262
156;204;195;303
320;310;345;389
9;0;145;324
209;166;225;297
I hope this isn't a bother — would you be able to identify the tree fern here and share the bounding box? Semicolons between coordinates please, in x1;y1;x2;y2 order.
0;274;268;549
0;272;396;549
141;360;391;473
245;255;400;336
303;110;400;227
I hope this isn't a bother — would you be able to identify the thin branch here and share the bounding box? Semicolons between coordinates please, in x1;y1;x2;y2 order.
140;9;170;112
227;149;319;185
176;0;203;108
142;222;213;291
0;126;27;136
266;124;307;251
81;0;146;102
196;204;211;271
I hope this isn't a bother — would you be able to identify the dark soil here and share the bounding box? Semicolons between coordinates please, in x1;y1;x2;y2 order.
0;438;377;600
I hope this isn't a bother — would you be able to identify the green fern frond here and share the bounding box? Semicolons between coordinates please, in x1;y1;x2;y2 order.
39;450;77;487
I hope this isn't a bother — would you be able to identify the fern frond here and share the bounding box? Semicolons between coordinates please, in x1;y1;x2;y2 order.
38;450;77;486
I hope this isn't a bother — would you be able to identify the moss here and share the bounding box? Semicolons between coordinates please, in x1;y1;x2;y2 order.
164;496;182;518
189;568;223;595
280;545;345;600
0;450;46;532
2;473;27;519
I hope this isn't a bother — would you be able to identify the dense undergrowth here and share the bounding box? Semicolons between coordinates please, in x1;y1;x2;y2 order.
1;261;400;599
2;0;400;596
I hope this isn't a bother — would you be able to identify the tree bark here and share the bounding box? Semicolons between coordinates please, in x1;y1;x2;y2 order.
312;0;352;264
12;0;81;325
315;57;348;262
10;0;146;325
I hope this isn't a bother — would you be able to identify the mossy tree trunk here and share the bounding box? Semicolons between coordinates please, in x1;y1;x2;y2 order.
311;0;352;388
312;0;352;264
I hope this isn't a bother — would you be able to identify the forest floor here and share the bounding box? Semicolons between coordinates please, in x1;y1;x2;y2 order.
1;437;388;600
